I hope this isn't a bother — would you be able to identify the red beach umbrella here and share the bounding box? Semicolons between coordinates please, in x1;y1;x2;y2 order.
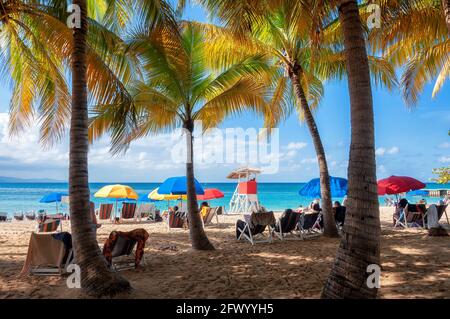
377;175;426;195
197;188;224;201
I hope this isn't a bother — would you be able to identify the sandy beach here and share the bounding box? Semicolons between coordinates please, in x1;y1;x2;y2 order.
0;207;449;299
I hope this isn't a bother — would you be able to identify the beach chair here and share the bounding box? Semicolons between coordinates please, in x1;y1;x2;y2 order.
102;229;149;271
202;207;220;226
236;211;275;245
297;212;322;239
167;211;187;230
97;203;113;221
120;202;137;221
25;211;36;221
0;212;7;222
21;232;74;276
36;218;62;233
272;209;303;240
135;203;156;222
13;213;24;221
437;205;449;224
422;204;449;228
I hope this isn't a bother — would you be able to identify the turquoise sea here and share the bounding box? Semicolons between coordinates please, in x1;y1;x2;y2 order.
0;182;449;217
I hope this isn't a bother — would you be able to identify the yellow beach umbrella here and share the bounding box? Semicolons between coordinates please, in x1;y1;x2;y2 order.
148;188;187;201
94;184;138;218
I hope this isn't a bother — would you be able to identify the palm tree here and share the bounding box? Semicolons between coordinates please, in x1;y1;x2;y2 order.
369;0;449;105
199;0;396;237
69;0;132;296
443;0;450;32
322;0;380;298
89;21;270;250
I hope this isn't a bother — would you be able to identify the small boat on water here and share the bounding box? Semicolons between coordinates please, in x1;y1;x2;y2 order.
13;212;24;221
0;212;7;222
25;211;36;221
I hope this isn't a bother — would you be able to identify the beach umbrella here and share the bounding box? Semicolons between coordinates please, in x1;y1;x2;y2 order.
148;188;187;201
299;177;348;198
197;188;224;201
94;184;138;217
139;194;157;202
377;176;426;195
39;192;68;212
158;176;205;195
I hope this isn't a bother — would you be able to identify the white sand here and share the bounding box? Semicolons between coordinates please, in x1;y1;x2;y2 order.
0;207;449;299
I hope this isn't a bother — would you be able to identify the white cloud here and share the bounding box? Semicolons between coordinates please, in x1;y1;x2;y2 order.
301;157;317;164
376;146;399;156
439;142;450;149
439;156;450;163
286;142;307;150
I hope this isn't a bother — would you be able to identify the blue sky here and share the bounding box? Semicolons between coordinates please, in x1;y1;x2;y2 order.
0;3;448;183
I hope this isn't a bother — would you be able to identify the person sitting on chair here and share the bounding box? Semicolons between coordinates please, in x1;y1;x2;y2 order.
200;201;210;219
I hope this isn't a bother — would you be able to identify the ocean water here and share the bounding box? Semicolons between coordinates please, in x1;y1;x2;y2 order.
0;182;449;217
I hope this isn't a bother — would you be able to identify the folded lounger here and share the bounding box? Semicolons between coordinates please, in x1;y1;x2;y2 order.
20;232;73;276
272;209;303;240
102;228;149;271
236;211;275;245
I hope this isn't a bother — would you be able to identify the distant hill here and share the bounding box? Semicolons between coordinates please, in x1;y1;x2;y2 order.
0;176;64;183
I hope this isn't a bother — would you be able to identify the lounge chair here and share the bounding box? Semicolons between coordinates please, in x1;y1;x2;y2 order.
25;211;36;221
97;203;113;221
202;207;221;226
135;203;156;222
102;229;149;271
0;212;7;222
437;204;449;224
272;209;302;240
20;232;73;276
14;213;24;221
236;210;275;245
167;211;187;230
120;202;137;221
423;204;449;228
297;212;322;239
36;218;62;233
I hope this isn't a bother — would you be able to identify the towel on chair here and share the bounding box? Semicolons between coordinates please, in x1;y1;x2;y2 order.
103;228;149;268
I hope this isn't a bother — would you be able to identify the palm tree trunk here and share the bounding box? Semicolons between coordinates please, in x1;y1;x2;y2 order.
443;0;450;34
289;64;338;238
183;119;215;250
70;0;130;296
322;0;380;299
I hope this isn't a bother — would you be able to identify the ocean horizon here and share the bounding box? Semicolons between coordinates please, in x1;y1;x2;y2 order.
1;182;449;217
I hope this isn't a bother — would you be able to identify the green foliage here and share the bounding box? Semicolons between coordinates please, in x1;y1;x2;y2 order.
432;166;450;184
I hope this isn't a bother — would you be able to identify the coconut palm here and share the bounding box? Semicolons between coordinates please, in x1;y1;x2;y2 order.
3;0;173;295
89;21;271;250
369;0;449;105
321;0;380;298
199;0;396;238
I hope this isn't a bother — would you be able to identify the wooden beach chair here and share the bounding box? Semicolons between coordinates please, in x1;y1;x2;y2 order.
102;229;149;271
120;202;137;221
21;232;74;276
236;211;275;245
97;203;113;221
297;212;322;239
272;209;303;240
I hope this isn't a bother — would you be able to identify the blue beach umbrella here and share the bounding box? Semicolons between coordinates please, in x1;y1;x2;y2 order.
299;177;348;198
39;192;68;213
158;176;205;195
138;194;157;202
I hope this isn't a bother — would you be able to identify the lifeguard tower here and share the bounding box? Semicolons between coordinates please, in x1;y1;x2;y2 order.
226;167;262;214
